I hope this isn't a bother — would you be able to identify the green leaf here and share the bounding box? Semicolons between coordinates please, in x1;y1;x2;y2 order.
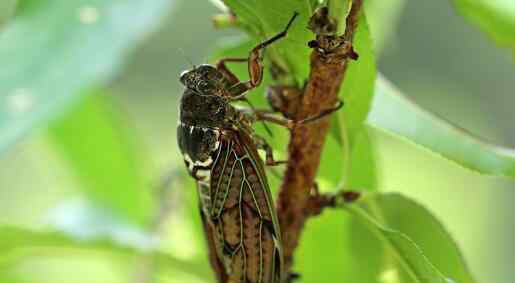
363;0;406;52
339;215;385;283
0;0;174;154
294;210;349;283
0;225;211;281
0;272;26;283
336;13;377;148
346;126;379;189
346;193;475;283
46;198;155;249
221;0;314;81
325;13;376;186
48;92;152;225
451;0;515;52
367;75;515;179
338;124;383;283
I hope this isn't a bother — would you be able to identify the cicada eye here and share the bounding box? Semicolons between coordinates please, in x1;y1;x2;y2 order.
195;81;205;90
179;70;190;85
198;80;216;93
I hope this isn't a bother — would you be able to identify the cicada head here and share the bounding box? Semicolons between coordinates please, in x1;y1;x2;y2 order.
180;64;226;96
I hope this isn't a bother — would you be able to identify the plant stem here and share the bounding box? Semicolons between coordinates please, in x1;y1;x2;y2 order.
338;113;351;186
276;0;364;271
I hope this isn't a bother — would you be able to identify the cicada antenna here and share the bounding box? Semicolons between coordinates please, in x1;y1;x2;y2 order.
177;48;196;69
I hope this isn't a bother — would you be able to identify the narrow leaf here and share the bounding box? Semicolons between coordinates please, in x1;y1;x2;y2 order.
48;93;152;225
0;225;211;281
363;0;406;52
367;75;515;179
0;0;175;154
346;193;475;283
451;0;515;52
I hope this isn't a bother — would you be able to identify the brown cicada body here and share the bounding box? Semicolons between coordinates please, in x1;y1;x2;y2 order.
177;13;300;283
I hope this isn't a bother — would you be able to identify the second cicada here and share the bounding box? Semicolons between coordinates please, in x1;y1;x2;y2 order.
177;13;299;283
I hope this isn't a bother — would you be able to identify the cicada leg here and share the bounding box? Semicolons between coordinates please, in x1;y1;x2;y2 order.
266;85;303;119
287;272;301;283
252;134;287;166
216;57;247;86
243;99;344;130
213;12;299;99
296;100;344;124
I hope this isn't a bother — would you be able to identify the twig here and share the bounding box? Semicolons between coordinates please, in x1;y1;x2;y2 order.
276;0;364;271
343;0;363;41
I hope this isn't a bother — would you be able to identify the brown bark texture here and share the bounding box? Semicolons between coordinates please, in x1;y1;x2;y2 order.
276;0;364;271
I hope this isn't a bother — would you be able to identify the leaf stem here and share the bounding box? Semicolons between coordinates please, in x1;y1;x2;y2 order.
338;112;351;186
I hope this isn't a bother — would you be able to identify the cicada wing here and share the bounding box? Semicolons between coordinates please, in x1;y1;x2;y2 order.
198;204;228;283
209;130;284;283
203;129;284;283
237;131;285;283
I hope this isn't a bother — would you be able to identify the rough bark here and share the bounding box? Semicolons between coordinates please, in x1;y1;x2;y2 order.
276;0;364;271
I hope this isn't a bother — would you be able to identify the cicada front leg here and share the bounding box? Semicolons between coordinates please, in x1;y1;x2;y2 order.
215;57;247;86
213;13;299;100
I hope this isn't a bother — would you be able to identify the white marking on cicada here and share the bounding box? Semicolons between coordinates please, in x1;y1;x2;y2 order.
189;125;194;134
195;168;211;181
183;154;195;172
184;153;213;168
195;156;213;167
179;70;189;79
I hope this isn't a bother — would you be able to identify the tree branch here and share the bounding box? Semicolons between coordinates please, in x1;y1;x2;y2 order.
276;0;364;271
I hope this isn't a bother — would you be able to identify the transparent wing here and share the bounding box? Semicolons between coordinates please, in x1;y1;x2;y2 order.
205;130;284;283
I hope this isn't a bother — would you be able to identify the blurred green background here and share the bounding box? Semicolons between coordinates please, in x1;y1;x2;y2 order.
1;0;514;283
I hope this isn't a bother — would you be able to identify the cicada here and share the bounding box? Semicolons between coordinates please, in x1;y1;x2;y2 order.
177;13;299;283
